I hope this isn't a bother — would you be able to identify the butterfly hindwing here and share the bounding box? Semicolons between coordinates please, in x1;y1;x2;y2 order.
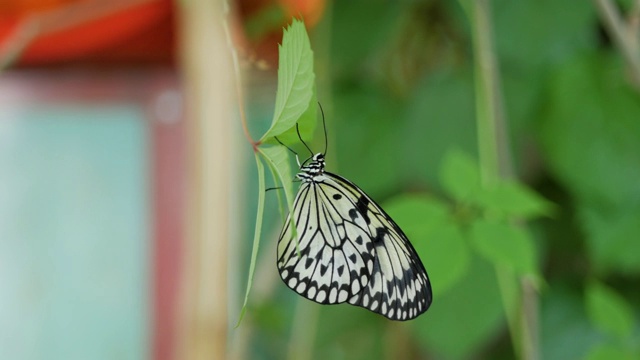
322;173;432;320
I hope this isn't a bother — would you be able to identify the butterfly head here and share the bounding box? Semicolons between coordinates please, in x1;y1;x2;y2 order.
311;153;324;164
297;153;325;181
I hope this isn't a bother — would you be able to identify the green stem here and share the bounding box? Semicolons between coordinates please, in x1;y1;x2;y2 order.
471;2;500;188
222;0;256;148
495;265;522;358
464;0;538;359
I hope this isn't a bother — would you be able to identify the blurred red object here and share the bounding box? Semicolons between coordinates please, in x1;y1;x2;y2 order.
0;0;325;68
0;0;174;67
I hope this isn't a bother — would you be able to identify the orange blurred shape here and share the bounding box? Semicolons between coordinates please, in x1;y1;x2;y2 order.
237;0;325;68
0;0;76;16
278;0;325;27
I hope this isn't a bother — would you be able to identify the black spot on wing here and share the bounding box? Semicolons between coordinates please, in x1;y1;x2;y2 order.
373;227;389;243
355;196;371;224
320;264;328;276
301;246;311;256
348;208;358;222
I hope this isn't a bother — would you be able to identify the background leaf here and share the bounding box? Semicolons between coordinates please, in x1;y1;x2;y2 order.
470;219;537;276
439;148;482;202
585;281;635;338
474;180;555;219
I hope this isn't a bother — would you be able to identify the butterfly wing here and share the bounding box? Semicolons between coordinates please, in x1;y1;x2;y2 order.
321;172;432;320
277;172;432;320
277;179;375;304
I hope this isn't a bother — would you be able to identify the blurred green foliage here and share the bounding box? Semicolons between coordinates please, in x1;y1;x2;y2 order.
243;0;640;359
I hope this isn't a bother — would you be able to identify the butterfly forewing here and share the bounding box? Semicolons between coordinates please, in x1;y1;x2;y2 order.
277;153;432;321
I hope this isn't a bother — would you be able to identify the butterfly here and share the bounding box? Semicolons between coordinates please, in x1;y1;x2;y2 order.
276;123;432;321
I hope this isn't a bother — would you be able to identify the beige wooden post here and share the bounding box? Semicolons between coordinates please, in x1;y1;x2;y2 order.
176;0;233;359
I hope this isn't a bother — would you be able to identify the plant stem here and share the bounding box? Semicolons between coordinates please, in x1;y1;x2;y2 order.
470;0;500;187
595;0;640;89
464;0;538;359
222;0;258;149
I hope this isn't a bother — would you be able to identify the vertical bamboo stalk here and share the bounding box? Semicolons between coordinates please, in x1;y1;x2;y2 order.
176;0;233;359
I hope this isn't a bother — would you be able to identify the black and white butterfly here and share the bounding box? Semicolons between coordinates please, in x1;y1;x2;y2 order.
276;121;432;321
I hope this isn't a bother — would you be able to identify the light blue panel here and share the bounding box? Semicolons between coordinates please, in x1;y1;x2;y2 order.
0;106;149;360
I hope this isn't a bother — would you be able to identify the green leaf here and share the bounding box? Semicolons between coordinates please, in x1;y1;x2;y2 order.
239;146;298;324
383;194;450;235
264;153;287;222
470;219;537;276
423;223;469;295
384;195;470;295
259;145;296;214
440;148;553;219
585;281;634;338
260;18;316;142
267;85;317;145
439;148;482;202
474;180;555;219
237;153;267;325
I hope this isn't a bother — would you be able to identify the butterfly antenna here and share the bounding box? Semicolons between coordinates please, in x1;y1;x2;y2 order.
275;136;301;166
296;123;314;157
318;102;328;156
